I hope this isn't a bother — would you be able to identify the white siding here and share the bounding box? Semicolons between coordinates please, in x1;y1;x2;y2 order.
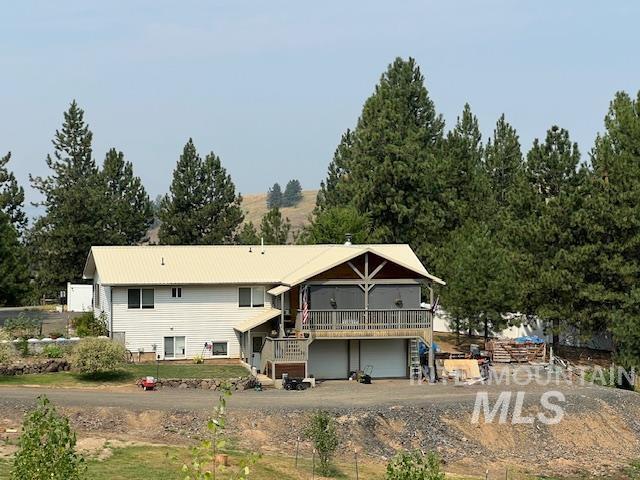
92;272;112;329
110;285;273;359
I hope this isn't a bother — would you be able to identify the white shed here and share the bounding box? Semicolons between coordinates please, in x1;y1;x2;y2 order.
67;283;93;312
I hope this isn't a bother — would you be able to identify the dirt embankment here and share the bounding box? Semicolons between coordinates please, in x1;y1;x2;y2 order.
2;386;640;478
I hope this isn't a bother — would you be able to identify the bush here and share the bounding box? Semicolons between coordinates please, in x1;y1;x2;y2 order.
0;342;15;364
70;337;126;376
4;313;42;339
42;344;65;359
72;312;108;337
11;396;85;480
305;410;339;476
192;354;204;364
386;451;445;480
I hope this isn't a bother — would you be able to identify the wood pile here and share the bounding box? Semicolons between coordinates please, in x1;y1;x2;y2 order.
487;339;546;363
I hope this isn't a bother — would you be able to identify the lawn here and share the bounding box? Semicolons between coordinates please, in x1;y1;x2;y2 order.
0;363;248;387
0;445;395;480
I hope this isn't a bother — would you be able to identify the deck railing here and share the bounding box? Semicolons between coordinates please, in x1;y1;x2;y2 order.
262;337;309;365
300;309;431;331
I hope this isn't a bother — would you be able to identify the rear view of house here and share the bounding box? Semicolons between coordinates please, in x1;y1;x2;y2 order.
83;243;444;380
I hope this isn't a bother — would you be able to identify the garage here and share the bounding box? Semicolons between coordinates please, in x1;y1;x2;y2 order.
308;340;349;379
360;339;408;378
308;338;408;379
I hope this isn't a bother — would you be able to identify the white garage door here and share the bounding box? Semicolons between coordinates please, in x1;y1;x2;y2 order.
360;339;408;378
308;340;349;379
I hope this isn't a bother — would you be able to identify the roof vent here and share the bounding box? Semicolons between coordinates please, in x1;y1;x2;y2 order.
344;233;352;246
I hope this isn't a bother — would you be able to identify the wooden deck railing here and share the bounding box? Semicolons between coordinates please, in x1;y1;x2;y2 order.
300;309;432;331
262;337;309;366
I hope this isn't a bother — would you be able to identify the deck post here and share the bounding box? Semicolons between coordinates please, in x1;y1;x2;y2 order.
428;284;435;383
279;292;285;337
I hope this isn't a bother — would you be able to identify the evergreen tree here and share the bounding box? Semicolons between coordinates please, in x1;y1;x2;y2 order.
567;91;640;368
483;114;524;209
282;179;303;207
438;221;517;342
346;57;445;261
266;183;283;209
260;207;291;244
29;101;104;294
100;148;153;245
437;103;489;232
0;152;27;236
522;125;581;346
236;221;260;245
160;139;243;245
299;206;371;245
316;130;354;211
0;212;29;306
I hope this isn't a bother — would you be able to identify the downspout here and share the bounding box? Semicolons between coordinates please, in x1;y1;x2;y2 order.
109;286;113;339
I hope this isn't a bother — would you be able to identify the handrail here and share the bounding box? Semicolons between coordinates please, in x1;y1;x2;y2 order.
262;337;309;365
300;309;431;331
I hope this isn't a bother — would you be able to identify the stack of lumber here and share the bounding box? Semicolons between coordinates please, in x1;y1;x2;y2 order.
488;339;546;363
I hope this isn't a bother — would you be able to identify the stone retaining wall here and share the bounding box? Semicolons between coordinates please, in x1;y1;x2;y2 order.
0;358;71;376
147;376;255;390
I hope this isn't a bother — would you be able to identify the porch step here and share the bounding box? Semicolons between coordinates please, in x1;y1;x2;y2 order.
256;373;275;388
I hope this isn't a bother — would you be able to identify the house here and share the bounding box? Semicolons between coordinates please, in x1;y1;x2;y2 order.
82;243;444;380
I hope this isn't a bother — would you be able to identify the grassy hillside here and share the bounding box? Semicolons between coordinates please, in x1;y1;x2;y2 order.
146;189;318;244
241;189;317;234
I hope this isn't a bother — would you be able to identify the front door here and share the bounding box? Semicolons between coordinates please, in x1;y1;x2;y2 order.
251;334;266;372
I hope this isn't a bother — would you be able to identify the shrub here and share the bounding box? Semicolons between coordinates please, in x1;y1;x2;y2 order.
386;451;445;480
42;344;65;359
192;354;204;364
16;337;29;357
11;396;85;480
4;313;42;339
305;410;339;476
182;383;258;479
72;312;108;337
70;337;126;376
0;342;15;364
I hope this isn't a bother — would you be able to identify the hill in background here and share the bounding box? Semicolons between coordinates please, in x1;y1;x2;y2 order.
146;189;318;244
241;189;318;234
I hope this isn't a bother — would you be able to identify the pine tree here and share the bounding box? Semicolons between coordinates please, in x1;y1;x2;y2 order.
29;101;104;294
439;221;517;342
316;130;354;211
100;148;153;245
159;139;243;245
437;103;489;232
282;179;303;207
522;125;581;346
0;211;29;306
566;91;640;368
266;183;283;209
260;207;291;244
483;114;524;209
299;206;371;245
236;221;260;245
345;57;445;259
0;152;27;236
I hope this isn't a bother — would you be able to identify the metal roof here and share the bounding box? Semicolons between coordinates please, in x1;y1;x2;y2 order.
83;244;444;287
234;308;281;332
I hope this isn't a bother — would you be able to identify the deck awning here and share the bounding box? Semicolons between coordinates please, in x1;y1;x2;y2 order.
267;285;290;296
234;308;281;333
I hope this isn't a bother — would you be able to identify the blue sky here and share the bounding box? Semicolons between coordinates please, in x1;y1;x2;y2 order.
1;1;638;216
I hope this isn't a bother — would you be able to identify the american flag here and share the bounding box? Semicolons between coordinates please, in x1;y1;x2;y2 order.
302;286;309;324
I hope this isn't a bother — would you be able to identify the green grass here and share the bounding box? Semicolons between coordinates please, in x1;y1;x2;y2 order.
0;363;248;387
0;445;396;480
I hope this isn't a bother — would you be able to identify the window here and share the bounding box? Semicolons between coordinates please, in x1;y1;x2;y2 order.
239;287;265;308
171;287;182;298
128;289;140;309
164;336;185;358
94;284;100;309
128;288;154;309
212;341;228;356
